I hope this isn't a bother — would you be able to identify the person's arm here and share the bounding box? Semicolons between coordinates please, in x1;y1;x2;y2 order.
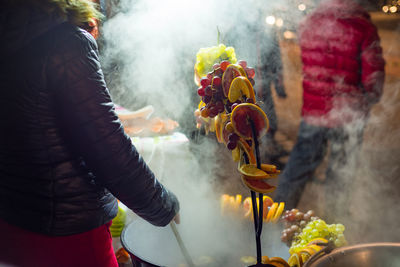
360;21;385;106
47;25;179;227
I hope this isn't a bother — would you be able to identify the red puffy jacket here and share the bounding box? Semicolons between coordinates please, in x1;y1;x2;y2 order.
299;0;385;127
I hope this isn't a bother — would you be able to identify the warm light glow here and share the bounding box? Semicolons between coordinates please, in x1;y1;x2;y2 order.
283;31;295;39
389;6;398;13
298;3;306;11
382;5;389;12
265;15;276;25
276;18;284;27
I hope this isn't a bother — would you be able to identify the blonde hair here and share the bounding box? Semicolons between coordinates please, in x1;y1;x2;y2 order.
5;0;104;27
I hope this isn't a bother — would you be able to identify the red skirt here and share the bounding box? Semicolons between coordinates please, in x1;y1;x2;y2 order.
0;218;118;267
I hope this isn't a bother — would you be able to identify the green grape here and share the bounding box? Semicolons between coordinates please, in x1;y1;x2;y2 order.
336;224;345;232
194;44;238;79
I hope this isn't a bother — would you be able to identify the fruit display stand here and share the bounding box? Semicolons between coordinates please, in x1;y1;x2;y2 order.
192;44;353;267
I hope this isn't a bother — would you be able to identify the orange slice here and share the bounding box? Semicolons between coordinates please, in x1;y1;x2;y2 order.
231;103;269;140
228;76;256;103
268;257;290;267
260;163;278;173
238;164;269;180
215;113;228;143
288;252;303;267
237;138;256;165
222;121;234;145
222;64;247;97
242;176;276;194
266;202;279;222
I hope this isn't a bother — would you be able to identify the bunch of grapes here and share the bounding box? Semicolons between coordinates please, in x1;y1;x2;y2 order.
289;219;347;254
197;60;256;119
194;44;237;78
280;209;318;246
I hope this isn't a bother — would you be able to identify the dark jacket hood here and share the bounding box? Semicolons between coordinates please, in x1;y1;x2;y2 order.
0;5;66;61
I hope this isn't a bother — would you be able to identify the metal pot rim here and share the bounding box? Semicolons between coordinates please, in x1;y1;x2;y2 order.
303;242;400;267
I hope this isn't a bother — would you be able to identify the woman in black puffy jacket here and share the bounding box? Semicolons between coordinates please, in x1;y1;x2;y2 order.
0;1;179;266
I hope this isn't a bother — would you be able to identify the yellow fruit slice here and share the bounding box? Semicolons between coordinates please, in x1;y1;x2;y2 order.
232;146;241;162
240;256;256;265
243;197;253;218
220;194;230;215
198;100;206;110
306;244;323;254
266;202;279;222
271;202;285;223
234;194;242;211
228;76;256;103
268;257;290;267
261;255;270;264
299;247;316;263
231;103;269;140
288;253;303;267
238;164;269;180
222;64;247;97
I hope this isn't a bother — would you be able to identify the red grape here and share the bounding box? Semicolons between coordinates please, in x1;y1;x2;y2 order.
228;133;239;142
212;63;220;70
212;76;222;87
204;85;213;96
238;60;247;68
215;101;224;113
220;60;231;71
249;78;255;86
246;67;255;79
203;95;212;104
197;87;205;96
200;77;211;88
214;68;223;77
227;141;237;150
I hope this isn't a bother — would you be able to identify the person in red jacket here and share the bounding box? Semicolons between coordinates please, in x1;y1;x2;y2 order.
274;0;385;221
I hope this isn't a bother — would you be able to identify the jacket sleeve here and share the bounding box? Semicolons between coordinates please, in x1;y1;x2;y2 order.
47;26;179;227
360;21;385;105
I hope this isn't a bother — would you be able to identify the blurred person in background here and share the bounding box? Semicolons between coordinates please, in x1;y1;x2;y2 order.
274;0;385;222
0;1;179;266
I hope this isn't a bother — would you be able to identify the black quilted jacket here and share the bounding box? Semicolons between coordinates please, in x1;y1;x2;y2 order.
0;6;179;236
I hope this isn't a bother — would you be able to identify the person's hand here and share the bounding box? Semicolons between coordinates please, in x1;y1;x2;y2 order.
172;213;180;224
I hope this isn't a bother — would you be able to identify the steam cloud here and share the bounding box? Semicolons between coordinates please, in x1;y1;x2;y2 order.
100;0;400;263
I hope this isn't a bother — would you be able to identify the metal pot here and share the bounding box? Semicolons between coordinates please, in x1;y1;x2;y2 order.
303;242;400;267
121;217;289;267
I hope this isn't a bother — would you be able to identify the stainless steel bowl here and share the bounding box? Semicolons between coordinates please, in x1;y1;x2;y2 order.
304;242;400;267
